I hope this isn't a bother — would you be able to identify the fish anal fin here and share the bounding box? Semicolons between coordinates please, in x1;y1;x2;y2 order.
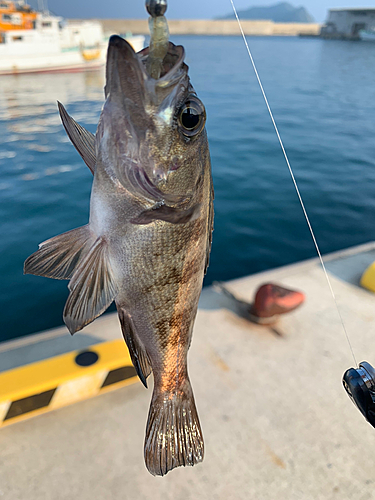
24;225;92;280
130;203;201;226
63;237;118;334
58;101;96;174
116;306;152;388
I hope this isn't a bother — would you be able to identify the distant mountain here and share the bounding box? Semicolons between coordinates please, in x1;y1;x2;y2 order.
217;2;315;23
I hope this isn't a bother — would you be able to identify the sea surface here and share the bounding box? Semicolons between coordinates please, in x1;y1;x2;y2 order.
2;35;375;342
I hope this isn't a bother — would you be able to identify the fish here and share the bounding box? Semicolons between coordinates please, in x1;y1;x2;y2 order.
24;35;214;476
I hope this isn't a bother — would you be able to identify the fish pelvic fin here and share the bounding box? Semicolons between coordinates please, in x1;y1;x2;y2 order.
24;225;92;280
144;380;204;476
63;236;118;334
58;101;96;174
116;306;152;388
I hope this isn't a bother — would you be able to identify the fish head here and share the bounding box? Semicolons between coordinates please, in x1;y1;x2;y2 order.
97;35;208;206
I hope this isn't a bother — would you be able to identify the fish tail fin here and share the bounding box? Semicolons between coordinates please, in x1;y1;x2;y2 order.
144;380;204;476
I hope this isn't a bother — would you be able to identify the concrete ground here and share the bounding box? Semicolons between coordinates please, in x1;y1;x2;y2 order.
2;242;375;500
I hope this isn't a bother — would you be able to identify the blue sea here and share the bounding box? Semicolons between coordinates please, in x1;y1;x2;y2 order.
2;35;375;342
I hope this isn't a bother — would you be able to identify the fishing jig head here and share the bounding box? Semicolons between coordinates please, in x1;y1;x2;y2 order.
343;361;375;428
146;0;167;17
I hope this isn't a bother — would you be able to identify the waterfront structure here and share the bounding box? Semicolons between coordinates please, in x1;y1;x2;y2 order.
321;8;375;39
0;1;37;31
0;0;145;74
97;18;321;37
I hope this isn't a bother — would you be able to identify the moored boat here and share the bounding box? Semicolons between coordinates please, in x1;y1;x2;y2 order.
0;0;37;31
0;1;144;75
359;28;375;41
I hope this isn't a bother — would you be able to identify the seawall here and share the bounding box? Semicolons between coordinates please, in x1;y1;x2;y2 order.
72;19;321;37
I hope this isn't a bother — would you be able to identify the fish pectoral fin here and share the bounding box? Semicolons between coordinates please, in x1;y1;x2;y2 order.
130;203;201;225
63;237;118;334
58;101;96;174
24;225;92;280
116;306;152;388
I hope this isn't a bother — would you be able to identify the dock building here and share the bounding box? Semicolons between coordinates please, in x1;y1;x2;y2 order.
321;8;375;39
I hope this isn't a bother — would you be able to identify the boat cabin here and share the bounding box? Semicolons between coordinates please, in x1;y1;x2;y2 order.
0;12;62;53
0;1;37;31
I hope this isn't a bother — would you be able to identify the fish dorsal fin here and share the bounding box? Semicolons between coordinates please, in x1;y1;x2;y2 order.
58;101;96;174
63;237;118;334
117;306;152;388
24;225;92;280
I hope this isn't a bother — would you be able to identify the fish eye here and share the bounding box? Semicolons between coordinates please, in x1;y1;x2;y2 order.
178;96;206;137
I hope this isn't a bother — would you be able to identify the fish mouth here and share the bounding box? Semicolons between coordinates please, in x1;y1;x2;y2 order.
105;35;147;102
104;35;189;206
105;35;186;100
138;41;186;85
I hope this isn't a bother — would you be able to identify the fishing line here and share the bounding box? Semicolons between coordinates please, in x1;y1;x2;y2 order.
229;0;357;366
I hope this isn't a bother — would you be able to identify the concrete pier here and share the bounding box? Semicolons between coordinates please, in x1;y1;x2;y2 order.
73;19;321;37
1;242;375;499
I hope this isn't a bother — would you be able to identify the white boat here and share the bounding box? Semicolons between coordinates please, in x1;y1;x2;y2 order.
0;1;144;75
359;28;375;41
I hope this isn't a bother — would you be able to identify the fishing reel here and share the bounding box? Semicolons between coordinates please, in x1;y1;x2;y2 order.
343;361;375;428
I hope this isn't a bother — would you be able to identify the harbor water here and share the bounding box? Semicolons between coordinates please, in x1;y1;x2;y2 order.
1;35;375;342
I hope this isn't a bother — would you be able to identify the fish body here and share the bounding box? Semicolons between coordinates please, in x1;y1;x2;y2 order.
24;35;213;476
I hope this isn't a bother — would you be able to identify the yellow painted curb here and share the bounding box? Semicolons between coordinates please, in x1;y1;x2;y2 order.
361;261;375;293
0;339;138;428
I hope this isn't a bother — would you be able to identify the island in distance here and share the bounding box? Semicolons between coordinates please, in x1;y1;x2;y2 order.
217;1;315;23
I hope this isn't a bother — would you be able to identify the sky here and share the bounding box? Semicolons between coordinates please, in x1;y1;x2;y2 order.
34;0;375;23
